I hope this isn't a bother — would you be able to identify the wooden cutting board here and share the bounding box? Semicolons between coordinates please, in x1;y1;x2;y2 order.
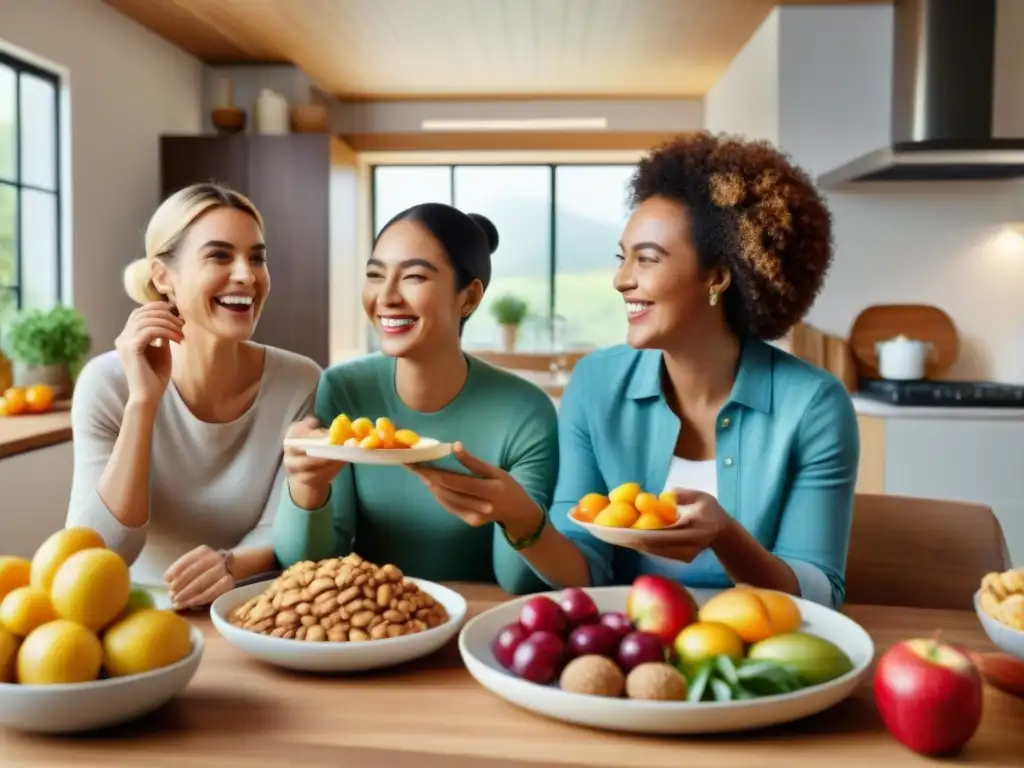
848;303;959;379
788;322;858;392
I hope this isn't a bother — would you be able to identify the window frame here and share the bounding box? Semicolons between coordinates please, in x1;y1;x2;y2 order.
0;49;63;317
369;161;632;347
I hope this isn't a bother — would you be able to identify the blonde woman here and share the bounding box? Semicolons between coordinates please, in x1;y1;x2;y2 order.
66;183;321;610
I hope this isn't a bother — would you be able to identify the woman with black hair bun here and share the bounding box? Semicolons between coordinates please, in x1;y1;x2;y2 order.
272;202;558;594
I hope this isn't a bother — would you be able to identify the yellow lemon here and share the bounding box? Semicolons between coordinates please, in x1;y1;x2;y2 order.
0;586;57;637
50;548;130;632
102;609;192;677
16;619;102;685
608;482;642;505
30;527;106;592
673;621;746;674
0;624;19;682
0;556;30;603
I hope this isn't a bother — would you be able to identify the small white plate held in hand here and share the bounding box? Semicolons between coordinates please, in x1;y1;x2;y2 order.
284;436;453;466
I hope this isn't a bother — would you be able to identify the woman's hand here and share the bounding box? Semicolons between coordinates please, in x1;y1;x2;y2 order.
624;489;731;562
408;442;543;541
284;417;346;510
164;545;234;610
115;301;184;406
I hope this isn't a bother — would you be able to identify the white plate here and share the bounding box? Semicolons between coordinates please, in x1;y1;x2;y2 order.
0;625;204;734
210;577;468;672
284;436;452;465
458;586;874;735
567;508;687;547
974;589;1024;662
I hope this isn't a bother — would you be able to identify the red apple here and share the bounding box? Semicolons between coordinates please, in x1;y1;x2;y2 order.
624;575;697;647
874;634;983;756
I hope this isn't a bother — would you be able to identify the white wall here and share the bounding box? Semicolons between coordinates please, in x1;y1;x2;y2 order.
705;2;1024;383
704;11;779;143
0;0;203;356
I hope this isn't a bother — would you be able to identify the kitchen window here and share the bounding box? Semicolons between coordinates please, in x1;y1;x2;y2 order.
0;50;63;335
371;163;634;351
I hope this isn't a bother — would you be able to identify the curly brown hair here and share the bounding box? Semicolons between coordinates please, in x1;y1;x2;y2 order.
628;131;834;341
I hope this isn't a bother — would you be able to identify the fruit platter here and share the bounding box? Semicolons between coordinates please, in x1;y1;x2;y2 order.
0;527;204;734
975;566;1024;661
458;575;874;734
568;483;688;546
284;414;452;465
210;553;468;672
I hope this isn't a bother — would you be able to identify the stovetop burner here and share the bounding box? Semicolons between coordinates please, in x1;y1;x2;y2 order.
857;378;1024;407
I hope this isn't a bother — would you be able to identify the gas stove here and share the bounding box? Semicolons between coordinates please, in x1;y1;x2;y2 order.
857;378;1024;407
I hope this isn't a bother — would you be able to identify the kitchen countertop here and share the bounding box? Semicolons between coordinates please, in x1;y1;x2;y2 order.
2;583;1021;765
0;404;73;459
852;395;1024;420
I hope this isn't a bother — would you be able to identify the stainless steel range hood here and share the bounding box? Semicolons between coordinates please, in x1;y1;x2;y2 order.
816;0;1024;187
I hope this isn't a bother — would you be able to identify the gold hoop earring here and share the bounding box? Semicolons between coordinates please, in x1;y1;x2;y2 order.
709;288;719;307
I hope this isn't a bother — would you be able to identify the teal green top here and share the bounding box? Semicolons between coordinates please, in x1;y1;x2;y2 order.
547;338;860;608
272;353;558;595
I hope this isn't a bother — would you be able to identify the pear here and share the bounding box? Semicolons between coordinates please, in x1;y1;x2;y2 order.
747;631;854;686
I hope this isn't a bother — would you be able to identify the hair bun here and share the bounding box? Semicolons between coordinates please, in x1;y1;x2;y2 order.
468;213;499;255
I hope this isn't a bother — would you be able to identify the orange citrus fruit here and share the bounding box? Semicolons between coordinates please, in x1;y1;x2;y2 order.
24;384;55;413
0;556;31;603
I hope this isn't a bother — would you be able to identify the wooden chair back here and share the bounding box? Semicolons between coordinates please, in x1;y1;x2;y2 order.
844;493;1010;610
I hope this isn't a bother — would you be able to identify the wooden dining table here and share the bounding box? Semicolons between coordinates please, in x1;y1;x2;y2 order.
2;583;1022;767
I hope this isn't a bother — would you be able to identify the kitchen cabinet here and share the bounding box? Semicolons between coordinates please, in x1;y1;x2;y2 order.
853;398;1024;567
160;134;332;368
0;442;74;558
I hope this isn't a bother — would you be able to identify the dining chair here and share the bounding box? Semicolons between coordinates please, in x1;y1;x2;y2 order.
843;493;1011;610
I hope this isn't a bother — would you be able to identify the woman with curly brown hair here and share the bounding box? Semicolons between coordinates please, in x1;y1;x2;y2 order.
422;132;858;608
556;131;860;606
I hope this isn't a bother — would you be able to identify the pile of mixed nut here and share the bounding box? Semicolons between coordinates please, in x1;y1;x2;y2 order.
228;553;449;642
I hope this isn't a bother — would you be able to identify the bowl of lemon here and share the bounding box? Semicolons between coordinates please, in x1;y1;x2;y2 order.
0;527;203;734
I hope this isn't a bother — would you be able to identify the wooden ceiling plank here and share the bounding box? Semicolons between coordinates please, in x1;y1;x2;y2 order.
102;0;892;99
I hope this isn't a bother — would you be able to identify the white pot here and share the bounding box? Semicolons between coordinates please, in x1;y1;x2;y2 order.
875;335;932;380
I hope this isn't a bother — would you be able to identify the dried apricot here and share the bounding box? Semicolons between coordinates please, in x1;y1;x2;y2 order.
393;429;420;448
351;417;374;439
578;493;610;516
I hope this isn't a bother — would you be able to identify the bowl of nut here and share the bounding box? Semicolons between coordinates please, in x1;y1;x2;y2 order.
210;554;468;672
975;567;1024;661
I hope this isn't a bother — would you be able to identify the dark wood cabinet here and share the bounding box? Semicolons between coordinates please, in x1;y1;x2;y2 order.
160;134;331;368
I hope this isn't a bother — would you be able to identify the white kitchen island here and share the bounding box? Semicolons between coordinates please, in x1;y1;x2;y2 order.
853;396;1024;567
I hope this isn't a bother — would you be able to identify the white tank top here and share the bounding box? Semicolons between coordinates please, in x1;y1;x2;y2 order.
663;457;717;499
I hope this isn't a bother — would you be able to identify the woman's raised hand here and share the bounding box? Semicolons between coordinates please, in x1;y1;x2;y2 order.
115;301;184;406
283;417;346;510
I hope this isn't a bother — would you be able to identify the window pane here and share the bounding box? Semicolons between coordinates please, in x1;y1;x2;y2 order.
0;286;16;338
554;165;634;349
19;73;57;191
0;65;15;182
0;182;16;286
373;166;451;236
20;188;57;309
453;165;552;351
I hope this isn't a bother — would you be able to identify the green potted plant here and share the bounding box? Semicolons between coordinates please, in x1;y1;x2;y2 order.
490;294;529;352
3;305;92;397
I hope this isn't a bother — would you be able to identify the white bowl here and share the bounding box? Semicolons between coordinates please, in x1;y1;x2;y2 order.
210;578;467;672
458;586;874;735
0;625;204;734
568;508;687;547
974;589;1024;661
283;436;452;465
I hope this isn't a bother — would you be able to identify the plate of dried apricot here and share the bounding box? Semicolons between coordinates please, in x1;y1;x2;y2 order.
567;483;687;546
210;554;468;672
284;414;452;465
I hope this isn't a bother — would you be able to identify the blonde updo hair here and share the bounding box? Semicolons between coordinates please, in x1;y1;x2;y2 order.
123;182;265;305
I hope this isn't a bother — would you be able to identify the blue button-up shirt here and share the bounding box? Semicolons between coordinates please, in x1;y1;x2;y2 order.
546;337;860;608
